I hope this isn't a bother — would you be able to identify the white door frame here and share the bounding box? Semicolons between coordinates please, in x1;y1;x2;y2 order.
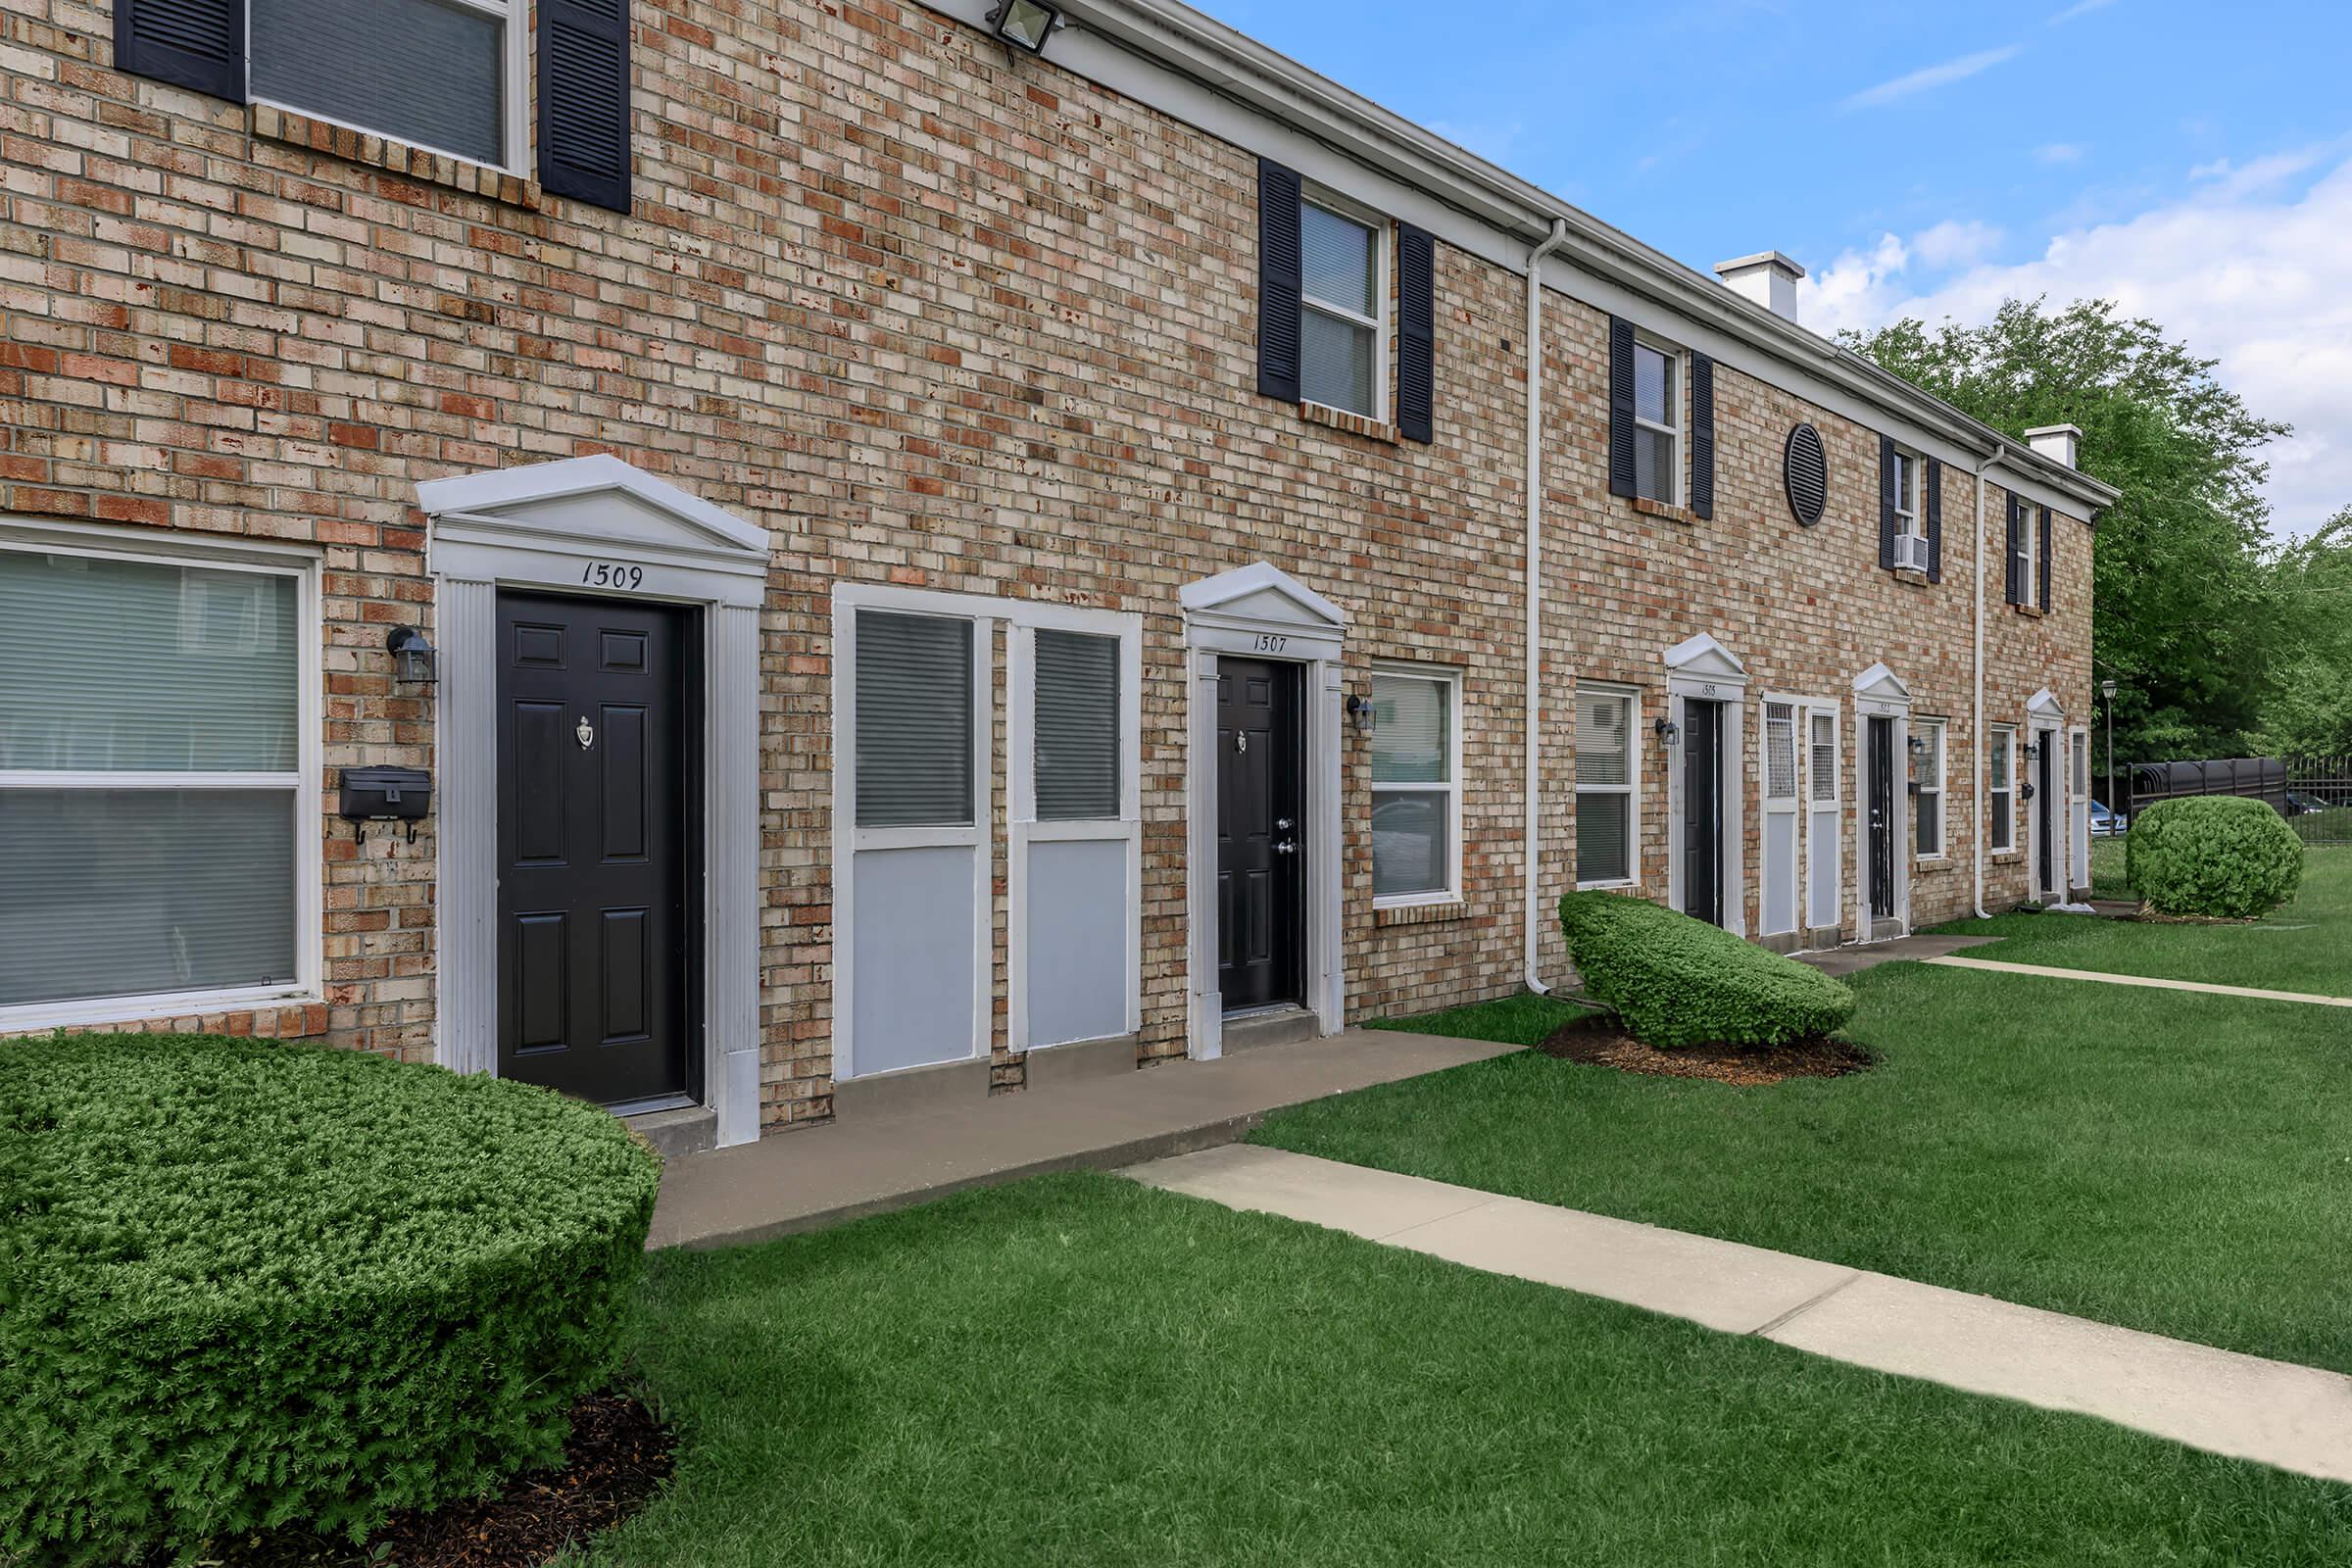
417;457;769;1149
1757;692;1805;940
2068;723;2092;895
1181;564;1348;1059
2027;689;2068;902
1663;634;1748;936
1852;662;1913;941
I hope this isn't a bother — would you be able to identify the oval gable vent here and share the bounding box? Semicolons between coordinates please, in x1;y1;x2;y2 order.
1784;422;1829;526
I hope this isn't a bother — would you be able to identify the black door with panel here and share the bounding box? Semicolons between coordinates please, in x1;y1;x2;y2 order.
2037;736;2058;895
1682;699;1724;927
1868;716;1897;920
1216;658;1304;1012
497;591;695;1108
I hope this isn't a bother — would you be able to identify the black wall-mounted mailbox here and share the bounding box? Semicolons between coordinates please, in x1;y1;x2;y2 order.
339;766;433;823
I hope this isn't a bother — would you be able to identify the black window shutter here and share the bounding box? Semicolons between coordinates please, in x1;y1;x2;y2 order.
1607;317;1637;499
1396;223;1436;443
115;0;243;100
1925;457;1943;582
1878;434;1898;569
1256;160;1303;404
540;0;633;214
1689;354;1715;519
2005;494;2024;605
2036;505;2052;612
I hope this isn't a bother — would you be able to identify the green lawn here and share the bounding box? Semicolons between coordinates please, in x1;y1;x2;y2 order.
1365;988;1588;1045
1256;962;2352;1376
596;1175;2352;1565
1940;845;2352;996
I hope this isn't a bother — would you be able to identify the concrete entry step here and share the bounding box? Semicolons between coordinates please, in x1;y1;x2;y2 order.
1220;1005;1319;1054
625;1103;717;1161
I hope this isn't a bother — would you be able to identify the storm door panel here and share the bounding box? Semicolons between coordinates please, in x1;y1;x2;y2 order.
496;592;693;1107
1681;699;1724;927
1867;716;1897;920
1216;658;1303;1011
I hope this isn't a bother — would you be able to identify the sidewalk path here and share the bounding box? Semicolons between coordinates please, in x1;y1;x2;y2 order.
1128;1145;2352;1486
1926;955;2352;1008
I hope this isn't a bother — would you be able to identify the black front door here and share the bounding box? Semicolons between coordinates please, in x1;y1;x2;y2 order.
1868;716;1897;920
497;591;695;1108
1682;699;1723;926
1216;657;1303;1012
2037;735;2058;895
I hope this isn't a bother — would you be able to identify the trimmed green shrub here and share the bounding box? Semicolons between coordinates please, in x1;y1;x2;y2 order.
0;1035;662;1566
1557;891;1856;1049
2126;795;2304;919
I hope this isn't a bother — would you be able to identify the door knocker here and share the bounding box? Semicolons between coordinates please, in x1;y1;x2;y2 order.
576;715;596;751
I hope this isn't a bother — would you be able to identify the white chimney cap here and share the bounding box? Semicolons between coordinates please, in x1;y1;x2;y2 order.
1714;252;1807;323
2024;423;2083;469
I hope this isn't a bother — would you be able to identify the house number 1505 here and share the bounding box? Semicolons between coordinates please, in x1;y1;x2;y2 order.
580;562;646;590
1251;633;1289;653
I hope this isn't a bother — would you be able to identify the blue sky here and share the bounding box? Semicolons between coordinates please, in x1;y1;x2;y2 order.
1196;0;2352;537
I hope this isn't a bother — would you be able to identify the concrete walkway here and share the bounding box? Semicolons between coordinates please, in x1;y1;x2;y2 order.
1926;955;2352;1008
1797;931;2001;978
1130;1145;2352;1485
648;1029;1518;1249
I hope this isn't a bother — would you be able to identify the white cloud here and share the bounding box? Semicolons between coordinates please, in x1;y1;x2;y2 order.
1841;45;2022;111
1798;158;2352;538
1911;219;2005;270
2048;0;2118;23
2035;142;2087;166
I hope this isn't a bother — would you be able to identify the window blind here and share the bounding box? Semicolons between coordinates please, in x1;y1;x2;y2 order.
1034;629;1119;821
1766;703;1797;800
855;611;973;828
1810;713;1837;803
1575;692;1629;786
251;0;505;166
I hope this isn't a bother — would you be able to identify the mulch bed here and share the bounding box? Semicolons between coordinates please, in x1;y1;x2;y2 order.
1536;1013;1875;1086
210;1390;674;1568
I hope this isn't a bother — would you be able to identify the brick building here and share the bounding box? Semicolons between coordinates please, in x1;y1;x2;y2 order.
0;0;2113;1148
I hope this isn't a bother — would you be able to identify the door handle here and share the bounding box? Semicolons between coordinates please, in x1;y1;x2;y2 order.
1272;840;1298;856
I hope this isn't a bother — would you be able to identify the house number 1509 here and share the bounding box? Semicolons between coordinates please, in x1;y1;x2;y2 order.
1251;633;1288;653
581;562;646;590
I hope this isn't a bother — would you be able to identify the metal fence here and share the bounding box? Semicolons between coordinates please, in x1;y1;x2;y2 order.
2287;757;2352;845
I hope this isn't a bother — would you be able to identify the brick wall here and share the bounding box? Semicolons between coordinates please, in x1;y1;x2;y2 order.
0;0;2094;1133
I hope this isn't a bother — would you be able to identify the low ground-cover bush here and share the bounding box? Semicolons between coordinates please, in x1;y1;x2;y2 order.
0;1035;662;1566
2127;796;2304;919
1558;891;1855;1049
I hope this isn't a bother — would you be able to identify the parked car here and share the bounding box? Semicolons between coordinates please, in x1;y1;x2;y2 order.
2286;791;2329;816
2089;801;2127;837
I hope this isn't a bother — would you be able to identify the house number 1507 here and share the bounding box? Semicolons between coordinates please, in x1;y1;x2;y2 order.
581;563;645;590
1251;633;1288;653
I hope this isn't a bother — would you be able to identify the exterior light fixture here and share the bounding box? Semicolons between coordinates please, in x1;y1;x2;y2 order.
987;0;1061;55
1345;694;1376;735
386;625;438;686
1653;716;1680;747
2101;678;2118;702
2022;739;2040;760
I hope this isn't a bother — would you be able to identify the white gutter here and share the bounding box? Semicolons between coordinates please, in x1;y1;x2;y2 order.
1970;447;2005;918
1523;219;1571;995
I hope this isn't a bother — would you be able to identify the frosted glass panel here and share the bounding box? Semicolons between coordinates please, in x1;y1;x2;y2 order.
0;552;300;772
1371;673;1449;784
850;845;976;1076
0;789;296;1005
251;0;505;166
1025;838;1129;1048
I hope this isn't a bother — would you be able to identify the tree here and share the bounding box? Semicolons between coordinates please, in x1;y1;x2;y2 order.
2254;506;2352;758
1843;299;2289;764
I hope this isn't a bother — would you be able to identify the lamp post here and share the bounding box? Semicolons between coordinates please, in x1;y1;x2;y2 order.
2100;678;2119;830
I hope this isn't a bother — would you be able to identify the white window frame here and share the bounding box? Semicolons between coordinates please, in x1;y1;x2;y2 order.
1368;662;1462;909
1890;448;1922;539
246;0;530;174
1913;715;1947;860
1298;187;1391;424
1632;334;1685;507
1988;724;2017;853
1573;682;1641;890
2019;504;2043;607
0;519;322;1031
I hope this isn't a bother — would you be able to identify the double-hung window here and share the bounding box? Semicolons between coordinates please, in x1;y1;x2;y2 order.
1632;340;1682;504
1370;666;1459;904
248;0;525;171
1988;725;2017;852
1890;449;1922;538
1299;195;1387;420
0;533;317;1024
1575;685;1638;887
1913;717;1946;858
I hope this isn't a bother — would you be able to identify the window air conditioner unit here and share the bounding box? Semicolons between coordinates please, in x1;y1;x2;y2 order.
1894;533;1933;573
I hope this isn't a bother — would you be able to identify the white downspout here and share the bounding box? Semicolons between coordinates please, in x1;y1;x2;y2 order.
1524;219;1572;993
1970;445;2003;918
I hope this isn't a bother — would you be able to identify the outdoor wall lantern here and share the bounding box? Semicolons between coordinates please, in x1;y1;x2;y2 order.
386;625;438;686
987;0;1062;55
2022;739;2041;760
1345;694;1377;735
1653;716;1681;747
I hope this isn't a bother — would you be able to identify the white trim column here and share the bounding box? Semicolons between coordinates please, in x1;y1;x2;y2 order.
436;574;499;1078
